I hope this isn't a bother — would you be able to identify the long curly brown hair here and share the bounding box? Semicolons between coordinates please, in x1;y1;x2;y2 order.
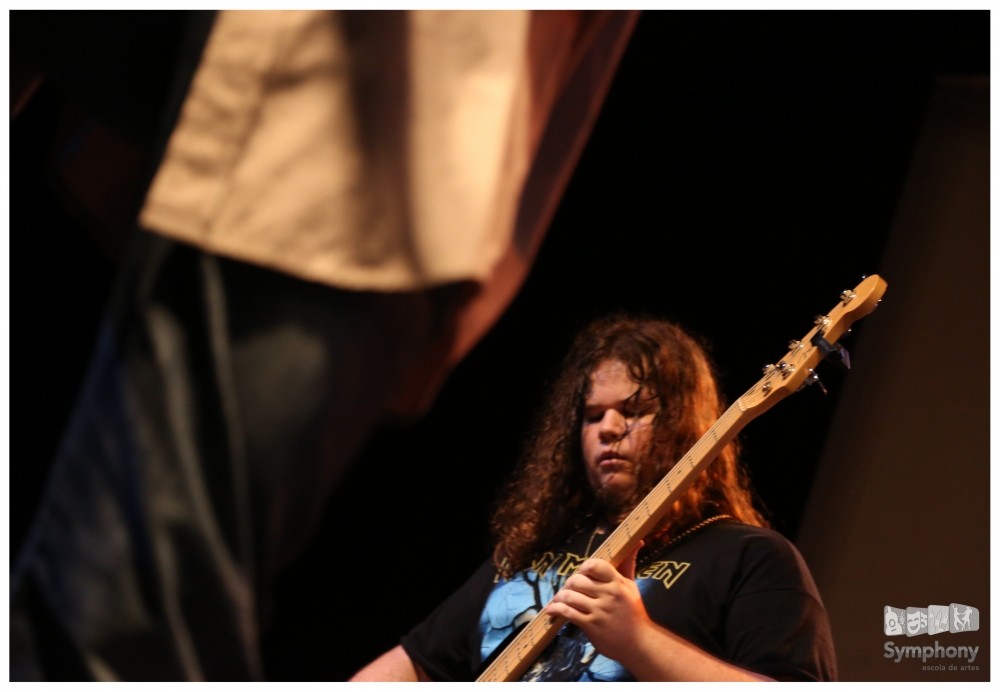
490;314;769;575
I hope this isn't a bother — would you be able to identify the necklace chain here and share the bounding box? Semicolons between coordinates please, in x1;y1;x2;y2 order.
634;513;733;568
658;513;732;552
584;513;732;560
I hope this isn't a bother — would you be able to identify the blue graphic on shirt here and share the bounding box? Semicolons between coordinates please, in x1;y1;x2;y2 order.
477;549;667;682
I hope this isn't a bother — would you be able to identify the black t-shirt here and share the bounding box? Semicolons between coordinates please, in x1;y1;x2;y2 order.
401;520;837;681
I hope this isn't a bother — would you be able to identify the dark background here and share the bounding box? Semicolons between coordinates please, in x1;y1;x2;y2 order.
9;9;989;681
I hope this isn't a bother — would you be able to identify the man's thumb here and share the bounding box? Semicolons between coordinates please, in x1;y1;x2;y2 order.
618;540;644;580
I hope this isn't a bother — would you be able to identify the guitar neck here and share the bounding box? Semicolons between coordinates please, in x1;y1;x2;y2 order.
475;394;763;682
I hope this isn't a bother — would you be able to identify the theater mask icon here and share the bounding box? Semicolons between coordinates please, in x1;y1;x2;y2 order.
905;607;928;637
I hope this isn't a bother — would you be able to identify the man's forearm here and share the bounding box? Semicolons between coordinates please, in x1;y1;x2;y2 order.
349;645;424;682
624;622;774;682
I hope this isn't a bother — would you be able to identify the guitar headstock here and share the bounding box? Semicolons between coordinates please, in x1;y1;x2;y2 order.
737;274;887;416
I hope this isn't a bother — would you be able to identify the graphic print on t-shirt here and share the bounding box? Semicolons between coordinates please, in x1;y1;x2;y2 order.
477;547;691;681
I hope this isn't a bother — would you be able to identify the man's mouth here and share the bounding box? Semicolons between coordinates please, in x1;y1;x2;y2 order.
598;451;629;469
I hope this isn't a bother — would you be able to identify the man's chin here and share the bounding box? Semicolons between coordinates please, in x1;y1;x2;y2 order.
595;482;639;518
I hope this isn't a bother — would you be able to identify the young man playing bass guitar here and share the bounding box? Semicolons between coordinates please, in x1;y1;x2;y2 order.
351;314;838;682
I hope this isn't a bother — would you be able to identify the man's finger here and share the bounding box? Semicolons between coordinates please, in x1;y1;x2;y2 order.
618;540;644;580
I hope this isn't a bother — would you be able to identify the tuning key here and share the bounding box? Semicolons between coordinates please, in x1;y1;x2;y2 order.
776;361;796;379
802;370;828;395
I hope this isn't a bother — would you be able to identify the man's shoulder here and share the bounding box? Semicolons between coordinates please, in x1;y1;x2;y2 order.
688;520;804;562
718;521;790;540
710;522;820;583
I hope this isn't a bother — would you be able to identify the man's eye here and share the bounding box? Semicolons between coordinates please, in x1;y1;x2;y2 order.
626;405;654;420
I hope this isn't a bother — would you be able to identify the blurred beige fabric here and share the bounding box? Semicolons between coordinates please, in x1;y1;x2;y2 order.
140;9;639;367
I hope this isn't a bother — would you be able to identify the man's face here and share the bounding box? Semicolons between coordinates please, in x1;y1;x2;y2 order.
581;359;658;516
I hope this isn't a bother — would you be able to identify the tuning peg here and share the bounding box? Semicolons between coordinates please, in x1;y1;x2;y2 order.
802;370;828;395
776;361;795;379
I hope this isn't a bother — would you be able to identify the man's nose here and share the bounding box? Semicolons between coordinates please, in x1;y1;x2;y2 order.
598;409;627;442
